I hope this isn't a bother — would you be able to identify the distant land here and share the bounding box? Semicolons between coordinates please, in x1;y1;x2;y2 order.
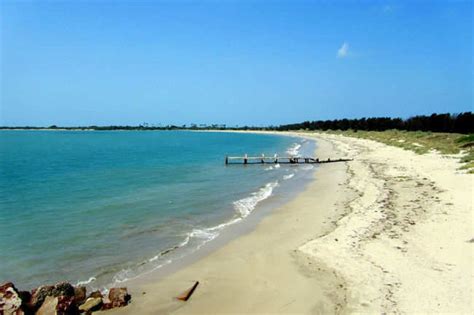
1;112;473;134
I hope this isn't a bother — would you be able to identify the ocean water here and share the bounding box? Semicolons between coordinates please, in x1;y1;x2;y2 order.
0;130;315;291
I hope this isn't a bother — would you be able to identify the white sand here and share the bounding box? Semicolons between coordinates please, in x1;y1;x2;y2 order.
299;132;473;313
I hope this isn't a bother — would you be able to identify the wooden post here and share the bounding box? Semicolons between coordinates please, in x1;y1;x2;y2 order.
261;154;265;164
225;156;228;165
244;154;248;165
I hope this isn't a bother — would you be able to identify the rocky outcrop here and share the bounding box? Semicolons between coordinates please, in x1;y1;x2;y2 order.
78;297;102;313
0;282;23;315
1;282;131;314
30;286;54;310
35;296;57;315
51;283;74;298
87;291;103;299
57;295;76;314
107;288;130;308
73;287;86;305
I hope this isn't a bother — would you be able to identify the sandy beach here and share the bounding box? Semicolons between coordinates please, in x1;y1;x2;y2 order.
102;132;473;314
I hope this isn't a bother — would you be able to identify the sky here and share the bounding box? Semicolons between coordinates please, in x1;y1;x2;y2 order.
1;1;472;126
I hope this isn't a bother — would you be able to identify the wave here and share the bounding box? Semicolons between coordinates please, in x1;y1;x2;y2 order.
98;181;280;290
76;277;96;286
286;143;302;156
283;173;295;180
233;181;279;217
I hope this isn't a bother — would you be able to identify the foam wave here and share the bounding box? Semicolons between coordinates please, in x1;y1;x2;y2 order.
286;143;302;156
148;235;191;263
96;181;280;291
233;181;278;217
283;173;295;180
264;166;274;171
76;277;96;286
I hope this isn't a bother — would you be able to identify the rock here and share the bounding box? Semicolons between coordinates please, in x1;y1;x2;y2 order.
108;288;131;308
30;285;54;309
100;302;114;311
78;297;102;313
73;287;86;305
0;282;23;315
30;295;78;315
18;291;32;314
51;283;75;298
30;282;76;312
56;295;77;314
88;291;103;299
36;296;57;315
0;282;15;293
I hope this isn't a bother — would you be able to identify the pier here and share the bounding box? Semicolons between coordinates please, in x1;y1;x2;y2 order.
225;154;352;165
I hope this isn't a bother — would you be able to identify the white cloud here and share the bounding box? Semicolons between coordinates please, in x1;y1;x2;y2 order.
337;42;349;58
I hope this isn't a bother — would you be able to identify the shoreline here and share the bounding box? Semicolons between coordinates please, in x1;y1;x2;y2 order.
100;133;350;314
2;130;317;293
101;131;472;314
97;133;319;293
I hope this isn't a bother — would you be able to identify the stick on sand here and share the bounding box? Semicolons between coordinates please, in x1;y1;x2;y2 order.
176;281;199;301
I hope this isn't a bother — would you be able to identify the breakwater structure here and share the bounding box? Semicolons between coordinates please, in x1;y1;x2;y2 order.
225;154;353;165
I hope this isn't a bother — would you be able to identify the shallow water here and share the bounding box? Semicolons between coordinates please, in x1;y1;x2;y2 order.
0;130;314;291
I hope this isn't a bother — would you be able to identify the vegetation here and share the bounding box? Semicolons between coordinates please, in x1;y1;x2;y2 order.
278;112;473;134
316;130;474;173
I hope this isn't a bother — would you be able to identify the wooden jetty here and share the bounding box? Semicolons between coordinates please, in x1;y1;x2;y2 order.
225;154;352;165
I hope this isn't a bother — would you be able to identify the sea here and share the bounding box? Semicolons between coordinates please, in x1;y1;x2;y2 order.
0;130;315;291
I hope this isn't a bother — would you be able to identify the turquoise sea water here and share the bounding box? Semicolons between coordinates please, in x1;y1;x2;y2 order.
0;131;314;290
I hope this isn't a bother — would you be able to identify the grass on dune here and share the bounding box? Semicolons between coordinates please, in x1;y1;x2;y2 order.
306;129;473;173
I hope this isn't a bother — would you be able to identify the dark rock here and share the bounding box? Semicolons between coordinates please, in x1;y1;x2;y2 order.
0;282;24;315
18;291;33;314
78;297;102;313
87;291;103;299
56;295;77;314
51;283;75;298
108;288;131;308
30;285;54;309
73;287;86;305
30;283;76;312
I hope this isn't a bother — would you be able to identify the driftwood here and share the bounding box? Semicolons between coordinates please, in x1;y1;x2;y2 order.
176;281;199;301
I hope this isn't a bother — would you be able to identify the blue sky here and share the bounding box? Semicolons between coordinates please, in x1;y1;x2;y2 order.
1;1;472;126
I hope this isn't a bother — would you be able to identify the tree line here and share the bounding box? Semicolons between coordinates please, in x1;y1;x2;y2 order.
1;112;472;134
277;112;473;134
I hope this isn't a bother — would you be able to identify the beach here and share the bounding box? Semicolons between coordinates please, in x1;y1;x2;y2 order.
101;131;473;314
